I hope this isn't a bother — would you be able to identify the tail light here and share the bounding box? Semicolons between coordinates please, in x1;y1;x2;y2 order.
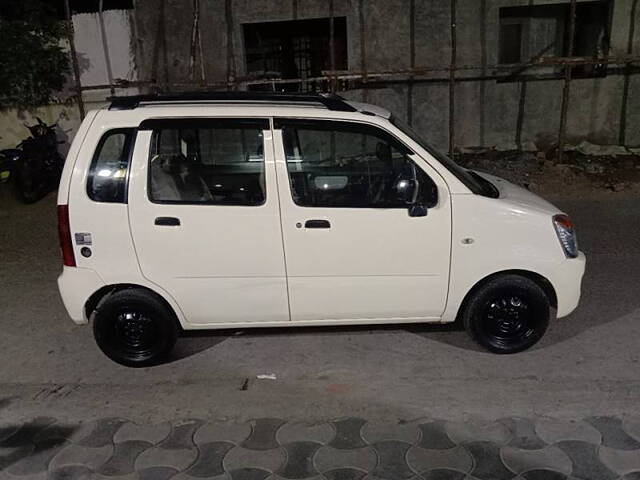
57;204;76;267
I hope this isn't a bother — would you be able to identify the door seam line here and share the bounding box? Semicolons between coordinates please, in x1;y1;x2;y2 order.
270;118;294;322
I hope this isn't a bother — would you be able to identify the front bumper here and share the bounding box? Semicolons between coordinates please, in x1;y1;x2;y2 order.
57;266;105;324
552;251;586;318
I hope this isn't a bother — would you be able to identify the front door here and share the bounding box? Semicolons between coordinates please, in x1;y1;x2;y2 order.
273;118;451;322
128;117;289;326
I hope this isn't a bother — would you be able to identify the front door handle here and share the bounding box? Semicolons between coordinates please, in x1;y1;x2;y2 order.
155;216;181;226
304;219;331;229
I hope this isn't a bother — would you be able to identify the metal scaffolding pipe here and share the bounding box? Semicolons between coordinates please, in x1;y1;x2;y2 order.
557;0;578;163
449;0;457;157
64;0;85;120
98;0;115;95
407;0;415;126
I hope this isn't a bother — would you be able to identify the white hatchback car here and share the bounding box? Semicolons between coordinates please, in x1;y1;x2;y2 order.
57;92;585;366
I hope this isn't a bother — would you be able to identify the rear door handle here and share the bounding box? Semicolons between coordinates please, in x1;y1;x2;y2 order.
304;219;331;229
155;216;180;226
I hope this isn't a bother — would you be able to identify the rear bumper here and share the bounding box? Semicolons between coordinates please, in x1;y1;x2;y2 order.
57;266;105;324
552;251;586;318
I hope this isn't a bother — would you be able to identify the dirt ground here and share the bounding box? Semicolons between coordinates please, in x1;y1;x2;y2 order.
457;150;640;198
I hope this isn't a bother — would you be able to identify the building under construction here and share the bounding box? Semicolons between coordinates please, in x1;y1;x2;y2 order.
4;0;640;156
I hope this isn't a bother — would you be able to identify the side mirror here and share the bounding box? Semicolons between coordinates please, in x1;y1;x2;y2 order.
409;203;428;217
395;177;417;204
395;177;428;217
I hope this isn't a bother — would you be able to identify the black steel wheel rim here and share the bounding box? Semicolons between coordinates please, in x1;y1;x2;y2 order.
109;309;160;360
481;294;537;347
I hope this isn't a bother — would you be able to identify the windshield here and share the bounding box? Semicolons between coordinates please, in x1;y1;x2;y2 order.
390;116;498;198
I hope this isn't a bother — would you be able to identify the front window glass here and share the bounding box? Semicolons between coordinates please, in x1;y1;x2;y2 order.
147;119;267;206
390;116;498;198
280;120;437;208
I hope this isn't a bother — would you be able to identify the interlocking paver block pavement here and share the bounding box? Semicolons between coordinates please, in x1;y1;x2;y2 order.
465;441;516;480
623;417;640;443
184;441;234;477
419;470;467;480
48;444;113;472
277;422;333;445
499;418;546;450
173;473;228;480
138;466;180;480
134;446;198;472
159;419;204;450
371;440;416;480
535;418;602;445
224;446;285;473
598;445;640;476
97;440;152;476
268;474;324;480
228;467;271;480
322;467;368;480
500;445;572;476
517;470;567;480
314;445;377;473
1;415;639;478
5;439;67;476
417;421;457;450
406;445;473;474
329;418;367;449
555;440;617;480
49;465;93;480
361;421;421;444
113;421;171;445
447;419;512;445
242;419;286;451
76;418;126;448
586;416;640;450
277;441;322;478
195;421;252;446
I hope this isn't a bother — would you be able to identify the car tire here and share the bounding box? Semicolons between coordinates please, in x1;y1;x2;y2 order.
462;274;550;354
93;288;179;367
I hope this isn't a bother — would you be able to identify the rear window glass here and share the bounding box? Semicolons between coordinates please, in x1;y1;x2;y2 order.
145;119;267;206
87;128;135;203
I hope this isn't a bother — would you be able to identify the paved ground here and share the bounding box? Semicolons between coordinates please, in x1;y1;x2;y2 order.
2;415;640;479
1;187;639;478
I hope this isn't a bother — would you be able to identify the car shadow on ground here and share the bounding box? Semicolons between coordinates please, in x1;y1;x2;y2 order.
168;319;481;365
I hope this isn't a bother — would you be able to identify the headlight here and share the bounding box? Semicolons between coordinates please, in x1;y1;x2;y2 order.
553;214;578;258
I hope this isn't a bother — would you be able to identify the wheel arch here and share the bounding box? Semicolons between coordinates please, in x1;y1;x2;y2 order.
455;269;558;322
84;283;184;331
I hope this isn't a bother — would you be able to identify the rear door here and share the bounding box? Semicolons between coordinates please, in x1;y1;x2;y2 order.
273;118;452;323
128;117;289;326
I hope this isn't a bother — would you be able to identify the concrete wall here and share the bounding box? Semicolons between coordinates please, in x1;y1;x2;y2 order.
0;9;137;151
130;0;640;151
2;0;637;153
0;105;81;157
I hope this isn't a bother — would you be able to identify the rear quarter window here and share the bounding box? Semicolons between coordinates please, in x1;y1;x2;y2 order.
87;128;135;203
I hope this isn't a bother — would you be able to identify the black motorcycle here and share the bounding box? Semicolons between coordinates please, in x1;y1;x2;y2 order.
0;118;64;204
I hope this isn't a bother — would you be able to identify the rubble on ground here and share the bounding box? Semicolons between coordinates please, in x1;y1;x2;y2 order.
456;146;640;197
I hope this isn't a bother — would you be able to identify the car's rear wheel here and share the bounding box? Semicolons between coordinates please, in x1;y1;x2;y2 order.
93;289;178;367
462;274;550;354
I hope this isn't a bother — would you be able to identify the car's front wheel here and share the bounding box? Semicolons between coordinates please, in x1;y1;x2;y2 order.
462;274;550;354
93;288;179;367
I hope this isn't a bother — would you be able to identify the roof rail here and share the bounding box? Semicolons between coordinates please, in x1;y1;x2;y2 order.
107;92;357;112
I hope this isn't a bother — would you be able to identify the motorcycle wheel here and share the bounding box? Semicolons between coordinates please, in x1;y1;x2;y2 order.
14;158;47;204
